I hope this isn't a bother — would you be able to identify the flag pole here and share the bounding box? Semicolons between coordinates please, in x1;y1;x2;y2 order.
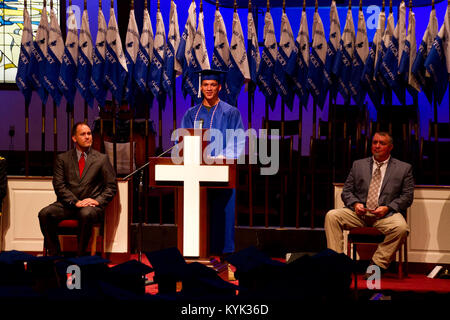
295;0;306;228
144;0;150;162
51;0;57;162
41;0;48;176
281;0;286;140
312;0;318;139
99;0;105;155
157;0;164;155
110;0;117;173
172;2;177;133
265;0;270;132
247;0;255;225
130;0;135;176
70;0;75;149
83;0;88;123
24;0;30;176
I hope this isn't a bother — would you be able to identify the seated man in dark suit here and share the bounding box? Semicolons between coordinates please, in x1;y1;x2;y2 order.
0;156;6;213
39;122;117;256
325;131;414;275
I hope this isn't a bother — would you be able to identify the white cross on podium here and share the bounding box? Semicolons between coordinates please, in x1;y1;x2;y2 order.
154;135;229;257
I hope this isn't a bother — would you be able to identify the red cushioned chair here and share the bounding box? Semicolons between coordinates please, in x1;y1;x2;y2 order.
347;227;408;289
43;219;104;257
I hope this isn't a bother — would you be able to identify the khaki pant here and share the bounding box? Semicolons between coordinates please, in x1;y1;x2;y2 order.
324;208;409;269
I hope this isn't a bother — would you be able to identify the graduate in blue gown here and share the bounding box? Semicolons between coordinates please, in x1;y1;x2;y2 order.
180;69;245;256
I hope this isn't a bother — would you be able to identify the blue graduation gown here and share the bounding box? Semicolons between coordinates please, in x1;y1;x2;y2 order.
181;100;244;254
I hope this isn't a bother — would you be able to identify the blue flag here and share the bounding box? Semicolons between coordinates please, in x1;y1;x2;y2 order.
30;6;49;104
425;15;450;106
399;9;420;95
257;11;278;110
227;11;250;107
58;6;78;106
332;8;355;105
247;9;260;94
275;12;295;111
307;11;327;109
162;0;180;99
374;11;394;96
125;9;140;107
176;1;196;100
381;2;406;105
134;8;153;94
361;10;384;108
212;8;233;104
324;1;341;99
105;7;128;103
44;7;64;106
90;9;108;107
350;9;369;106
149;10;166;102
76;9;94;107
292;10;309;108
411;8;438;105
16;6;33;105
188;10;210;102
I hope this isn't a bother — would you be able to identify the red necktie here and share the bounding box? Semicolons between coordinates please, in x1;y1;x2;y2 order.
79;152;85;178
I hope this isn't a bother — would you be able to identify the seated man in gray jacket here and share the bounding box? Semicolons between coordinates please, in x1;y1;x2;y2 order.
325;131;414;275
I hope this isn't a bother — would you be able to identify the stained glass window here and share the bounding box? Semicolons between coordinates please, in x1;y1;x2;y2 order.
0;0;60;84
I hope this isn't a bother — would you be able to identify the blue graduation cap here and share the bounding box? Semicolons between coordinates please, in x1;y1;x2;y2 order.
195;69;226;98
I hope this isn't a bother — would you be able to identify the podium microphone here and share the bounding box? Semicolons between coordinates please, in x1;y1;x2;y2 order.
199;119;204;129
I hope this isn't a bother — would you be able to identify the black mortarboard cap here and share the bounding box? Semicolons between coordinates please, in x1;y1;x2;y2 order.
0;250;36;286
0;250;36;264
225;246;285;273
107;259;153;295
66;255;110;265
53;255;110;294
144;247;188;294
180;262;238;298
225;246;286;292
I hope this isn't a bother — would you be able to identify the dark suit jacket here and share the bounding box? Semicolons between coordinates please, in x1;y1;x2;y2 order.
0;157;6;211
341;157;414;217
53;149;117;209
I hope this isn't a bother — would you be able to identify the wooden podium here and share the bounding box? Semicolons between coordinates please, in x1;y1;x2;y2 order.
148;129;236;258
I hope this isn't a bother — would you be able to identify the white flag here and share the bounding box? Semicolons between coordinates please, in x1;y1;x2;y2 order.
148;9;166;98
125;9;139;105
168;0;181;75
398;1;406;64
193;11;210;70
213;9;230;70
90;8;108;106
373;10;386;71
44;6;64;105
247;9;260;88
76;9;94;106
230;11;250;80
125;10;139;65
407;10;420;92
65;7;79;67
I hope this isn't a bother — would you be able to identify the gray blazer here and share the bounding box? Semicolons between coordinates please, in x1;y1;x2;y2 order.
341;157;414;217
52;149;117;209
